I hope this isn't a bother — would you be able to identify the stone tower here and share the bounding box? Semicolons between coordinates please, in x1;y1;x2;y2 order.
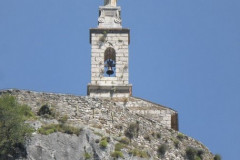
87;0;132;98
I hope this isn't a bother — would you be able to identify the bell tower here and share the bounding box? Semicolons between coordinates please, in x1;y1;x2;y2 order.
87;0;132;98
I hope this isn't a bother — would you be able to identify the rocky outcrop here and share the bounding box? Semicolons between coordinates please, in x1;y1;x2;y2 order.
0;89;214;160
26;129;149;160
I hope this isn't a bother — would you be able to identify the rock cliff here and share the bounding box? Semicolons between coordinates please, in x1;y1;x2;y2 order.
0;89;214;160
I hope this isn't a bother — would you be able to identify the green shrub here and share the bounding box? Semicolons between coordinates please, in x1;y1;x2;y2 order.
177;133;185;140
38;104;52;116
61;125;82;136
38;127;55;135
186;147;198;160
100;136;110;143
172;138;180;148
197;149;204;158
0;95;34;159
38;124;58;135
124;121;139;141
214;154;221;160
194;156;201;160
19;104;36;120
157;144;168;157
115;143;125;151
119;137;130;145
129;149;149;158
99;138;108;149
58;115;68;124
185;147;204;160
38;124;82;136
84;152;91;159
37;104;58;119
111;151;124;158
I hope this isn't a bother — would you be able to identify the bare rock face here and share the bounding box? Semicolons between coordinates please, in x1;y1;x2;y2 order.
26;129;107;160
0;89;214;160
25;128;146;160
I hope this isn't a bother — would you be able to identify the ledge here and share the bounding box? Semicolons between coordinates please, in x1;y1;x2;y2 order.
87;84;132;96
89;28;130;44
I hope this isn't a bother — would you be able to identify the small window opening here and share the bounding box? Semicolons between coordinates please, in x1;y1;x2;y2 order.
104;47;116;77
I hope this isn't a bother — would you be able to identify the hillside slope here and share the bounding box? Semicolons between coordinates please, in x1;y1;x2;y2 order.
0;89;214;160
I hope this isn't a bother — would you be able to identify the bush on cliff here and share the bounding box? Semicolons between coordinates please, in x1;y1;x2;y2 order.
214;154;221;160
157;144;168;157
37;104;58;119
38;124;82;136
111;151;124;158
0;95;34;159
185;146;204;160
124;121;140;142
129;149;149;158
99;137;109;149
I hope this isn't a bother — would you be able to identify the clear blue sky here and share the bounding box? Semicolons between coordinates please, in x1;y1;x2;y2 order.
0;0;239;159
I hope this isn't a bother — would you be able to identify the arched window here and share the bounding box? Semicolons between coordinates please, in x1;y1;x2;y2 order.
104;47;116;77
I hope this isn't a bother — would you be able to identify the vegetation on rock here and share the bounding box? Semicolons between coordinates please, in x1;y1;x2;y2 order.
37;104;58;119
38;104;51;116
38;124;82;136
185;146;204;160
119;137;130;145
0;95;34;159
58;115;68;124
111;151;124;158
177;133;185;140
129;149;149;158
124;121;139;142
157;144;168;157
214;154;222;160
171;137;180;148
115;143;124;151
84;152;91;159
99;137;109;149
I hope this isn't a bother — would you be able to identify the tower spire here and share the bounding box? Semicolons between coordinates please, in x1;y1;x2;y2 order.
98;0;121;28
87;1;132;98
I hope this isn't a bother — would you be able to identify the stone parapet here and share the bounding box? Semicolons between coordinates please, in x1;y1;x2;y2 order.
87;84;132;98
113;97;178;130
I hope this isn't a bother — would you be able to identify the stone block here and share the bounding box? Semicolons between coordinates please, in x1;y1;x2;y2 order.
91;49;102;53
95;57;104;61
91;68;100;73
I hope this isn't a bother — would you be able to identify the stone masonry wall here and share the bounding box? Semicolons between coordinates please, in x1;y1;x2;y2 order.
0;89;176;130
114;97;178;130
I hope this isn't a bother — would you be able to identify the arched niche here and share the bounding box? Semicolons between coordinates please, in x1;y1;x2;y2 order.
104;47;116;77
